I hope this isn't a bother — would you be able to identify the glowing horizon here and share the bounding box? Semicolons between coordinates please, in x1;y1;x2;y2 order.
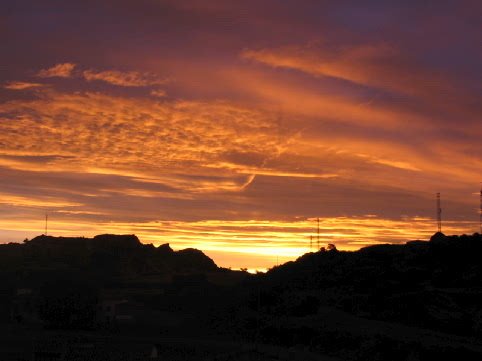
1;215;479;270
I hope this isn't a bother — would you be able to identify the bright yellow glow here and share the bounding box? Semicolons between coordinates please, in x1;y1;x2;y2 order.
0;216;477;271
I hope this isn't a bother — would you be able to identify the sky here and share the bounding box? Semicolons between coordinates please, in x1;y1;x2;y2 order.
0;0;481;270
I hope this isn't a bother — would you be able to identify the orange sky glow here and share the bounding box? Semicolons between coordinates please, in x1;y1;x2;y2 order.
1;1;481;270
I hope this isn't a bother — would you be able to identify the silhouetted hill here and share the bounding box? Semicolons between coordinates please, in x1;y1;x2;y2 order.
265;232;482;291
0;234;218;283
228;233;482;359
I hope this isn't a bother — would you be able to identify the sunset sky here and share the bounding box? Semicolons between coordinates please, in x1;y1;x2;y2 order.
1;1;481;270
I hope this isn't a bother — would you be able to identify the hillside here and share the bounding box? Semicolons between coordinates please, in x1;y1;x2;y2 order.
231;232;482;360
262;231;482;334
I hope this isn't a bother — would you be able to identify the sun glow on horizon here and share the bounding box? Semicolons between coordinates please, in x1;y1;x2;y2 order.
0;216;478;270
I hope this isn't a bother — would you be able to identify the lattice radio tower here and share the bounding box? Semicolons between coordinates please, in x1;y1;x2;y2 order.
436;193;442;233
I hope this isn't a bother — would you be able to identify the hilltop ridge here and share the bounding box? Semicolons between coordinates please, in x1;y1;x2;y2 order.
0;233;218;280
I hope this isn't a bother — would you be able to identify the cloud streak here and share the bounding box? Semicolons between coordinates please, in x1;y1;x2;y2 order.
83;69;168;87
37;63;76;78
241;42;464;104
4;81;46;90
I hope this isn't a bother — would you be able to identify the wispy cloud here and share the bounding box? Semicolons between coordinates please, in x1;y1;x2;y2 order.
241;43;451;98
83;69;168;87
4;81;46;90
150;89;167;97
37;63;76;78
0;193;83;208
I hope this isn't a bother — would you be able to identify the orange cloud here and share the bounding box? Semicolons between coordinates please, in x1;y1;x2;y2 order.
37;63;76;78
83;69;168;87
0;91;287;193
220;67;482;191
241;43;452;99
223;67;435;131
4;81;46;90
0;193;83;208
150;89;167;97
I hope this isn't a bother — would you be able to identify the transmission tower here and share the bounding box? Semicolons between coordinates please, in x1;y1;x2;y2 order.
436;193;442;233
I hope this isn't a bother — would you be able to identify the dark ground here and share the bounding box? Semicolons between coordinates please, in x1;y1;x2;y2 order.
1;232;481;360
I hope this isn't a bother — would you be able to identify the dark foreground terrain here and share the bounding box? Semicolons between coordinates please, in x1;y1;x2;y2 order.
0;232;481;360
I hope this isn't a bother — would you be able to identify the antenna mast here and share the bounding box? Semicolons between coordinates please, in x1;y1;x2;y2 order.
45;212;48;236
317;217;320;250
436;193;442;233
310;235;313;252
479;184;482;234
